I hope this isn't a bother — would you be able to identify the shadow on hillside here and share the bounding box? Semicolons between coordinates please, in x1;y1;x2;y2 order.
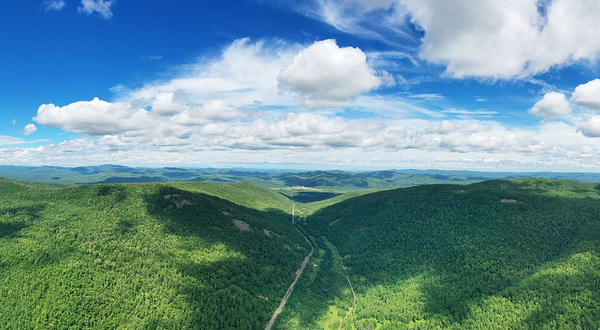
0;221;27;238
284;191;341;203
0;203;74;267
308;180;600;326
0;204;46;238
85;176;165;184
96;185;128;202
142;186;310;329
0;204;46;220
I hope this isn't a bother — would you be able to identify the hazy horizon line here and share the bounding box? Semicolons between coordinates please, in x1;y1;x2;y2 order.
2;163;600;175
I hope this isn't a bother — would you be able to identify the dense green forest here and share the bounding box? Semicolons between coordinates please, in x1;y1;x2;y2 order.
307;179;600;329
1;177;600;329
0;179;310;329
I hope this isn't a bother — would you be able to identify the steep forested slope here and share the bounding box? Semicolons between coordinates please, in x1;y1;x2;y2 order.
0;178;309;329
308;179;600;329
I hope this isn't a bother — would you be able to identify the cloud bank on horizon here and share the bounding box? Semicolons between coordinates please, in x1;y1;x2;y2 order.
2;0;600;171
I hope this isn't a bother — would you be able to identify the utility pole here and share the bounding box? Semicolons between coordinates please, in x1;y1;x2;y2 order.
292;201;295;224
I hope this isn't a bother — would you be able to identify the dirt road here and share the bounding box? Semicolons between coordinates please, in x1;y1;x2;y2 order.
264;214;314;330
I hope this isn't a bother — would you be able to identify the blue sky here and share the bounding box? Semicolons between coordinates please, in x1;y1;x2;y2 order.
1;0;600;170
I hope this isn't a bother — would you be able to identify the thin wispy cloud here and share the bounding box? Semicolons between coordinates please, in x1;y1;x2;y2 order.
0;136;30;146
443;109;498;116
141;55;163;61
78;0;115;20
44;0;66;12
409;94;444;101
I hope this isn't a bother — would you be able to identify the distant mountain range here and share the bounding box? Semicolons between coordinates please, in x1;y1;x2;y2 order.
1;164;600;189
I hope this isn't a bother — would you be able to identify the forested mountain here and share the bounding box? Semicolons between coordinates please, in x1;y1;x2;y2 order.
304;179;600;329
2;177;600;329
4;165;600;189
0;178;309;329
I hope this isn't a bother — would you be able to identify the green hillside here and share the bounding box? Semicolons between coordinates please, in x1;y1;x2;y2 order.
172;181;292;212
2;177;600;329
303;179;600;329
0;178;309;329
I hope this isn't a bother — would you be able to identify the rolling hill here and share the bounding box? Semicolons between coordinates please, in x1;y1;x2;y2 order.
5;165;600;190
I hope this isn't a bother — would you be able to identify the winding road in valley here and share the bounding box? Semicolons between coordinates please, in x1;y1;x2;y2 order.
265;202;314;330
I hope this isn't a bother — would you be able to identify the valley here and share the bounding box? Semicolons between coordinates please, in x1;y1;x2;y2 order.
1;177;599;329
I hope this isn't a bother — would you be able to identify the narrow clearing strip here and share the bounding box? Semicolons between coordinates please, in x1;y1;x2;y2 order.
265;206;314;330
331;242;357;330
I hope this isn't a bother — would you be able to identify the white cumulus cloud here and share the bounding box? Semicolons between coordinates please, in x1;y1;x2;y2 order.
578;116;600;138
529;92;572;119
571;79;600;111
34;97;150;135
23;124;37;136
278;39;381;108
33;95;249;138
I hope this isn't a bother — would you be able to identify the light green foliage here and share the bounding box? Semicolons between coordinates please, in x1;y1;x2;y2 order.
279;189;378;217
172;181;292;212
0;178;309;329
297;190;379;216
